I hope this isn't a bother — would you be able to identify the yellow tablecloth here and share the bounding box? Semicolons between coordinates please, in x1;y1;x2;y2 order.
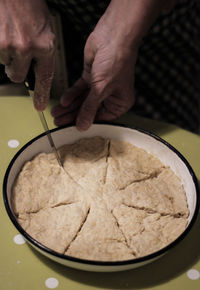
0;95;199;290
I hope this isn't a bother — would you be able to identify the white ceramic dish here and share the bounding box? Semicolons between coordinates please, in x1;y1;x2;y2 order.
3;124;199;272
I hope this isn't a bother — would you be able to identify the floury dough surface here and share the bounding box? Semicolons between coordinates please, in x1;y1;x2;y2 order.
12;137;189;261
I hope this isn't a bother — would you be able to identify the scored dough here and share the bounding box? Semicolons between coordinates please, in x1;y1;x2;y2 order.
66;201;135;261
60;137;109;194
18;201;89;253
113;204;187;257
12;153;83;215
121;167;189;217
106;139;164;190
12;136;189;261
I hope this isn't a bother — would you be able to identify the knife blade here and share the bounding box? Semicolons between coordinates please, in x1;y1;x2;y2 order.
24;80;63;168
38;111;63;167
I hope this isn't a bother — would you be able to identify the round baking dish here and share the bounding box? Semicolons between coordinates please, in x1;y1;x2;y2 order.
3;124;199;272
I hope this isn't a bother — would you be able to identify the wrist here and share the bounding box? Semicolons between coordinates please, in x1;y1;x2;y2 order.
4;0;49;14
103;0;172;48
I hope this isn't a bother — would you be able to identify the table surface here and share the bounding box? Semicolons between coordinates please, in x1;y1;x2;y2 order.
0;93;200;290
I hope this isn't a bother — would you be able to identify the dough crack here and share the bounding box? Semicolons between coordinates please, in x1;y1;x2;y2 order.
51;201;79;208
63;206;91;253
17;206;52;215
122;202;186;218
111;209;136;255
119;169;163;190
106;140;111;162
103;140;111;185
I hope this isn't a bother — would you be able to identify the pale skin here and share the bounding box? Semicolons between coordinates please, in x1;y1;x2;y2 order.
0;0;175;129
0;0;55;110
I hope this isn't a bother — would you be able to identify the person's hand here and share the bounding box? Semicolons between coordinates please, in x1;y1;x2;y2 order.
0;0;55;111
52;24;138;131
52;0;176;130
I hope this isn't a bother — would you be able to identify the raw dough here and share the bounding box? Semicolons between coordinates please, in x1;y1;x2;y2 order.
12;136;189;261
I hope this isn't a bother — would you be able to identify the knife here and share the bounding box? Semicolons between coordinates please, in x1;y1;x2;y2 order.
24;80;63;168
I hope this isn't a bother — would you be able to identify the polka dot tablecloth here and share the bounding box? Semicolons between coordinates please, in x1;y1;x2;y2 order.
0;95;199;290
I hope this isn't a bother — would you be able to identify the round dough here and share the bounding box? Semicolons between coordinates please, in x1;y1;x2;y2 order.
12;137;189;261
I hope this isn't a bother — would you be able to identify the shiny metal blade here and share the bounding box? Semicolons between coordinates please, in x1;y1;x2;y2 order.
38;111;63;167
24;80;63;167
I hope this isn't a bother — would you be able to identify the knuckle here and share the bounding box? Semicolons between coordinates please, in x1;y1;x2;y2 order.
11;75;25;83
46;32;56;52
37;32;56;54
5;69;24;83
0;40;11;51
49;32;56;45
0;37;32;56
91;79;107;97
16;39;32;55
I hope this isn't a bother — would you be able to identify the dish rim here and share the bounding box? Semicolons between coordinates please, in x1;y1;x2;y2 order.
3;123;200;267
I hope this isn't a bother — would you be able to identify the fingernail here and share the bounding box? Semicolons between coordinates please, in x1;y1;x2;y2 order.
34;93;48;111
76;120;91;131
34;99;46;111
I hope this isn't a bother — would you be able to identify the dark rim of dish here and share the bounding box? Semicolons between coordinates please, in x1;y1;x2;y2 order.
3;123;200;267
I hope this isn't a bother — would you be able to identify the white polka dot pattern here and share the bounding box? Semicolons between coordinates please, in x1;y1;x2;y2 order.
13;234;26;245
8;139;19;148
45;278;59;289
187;269;200;280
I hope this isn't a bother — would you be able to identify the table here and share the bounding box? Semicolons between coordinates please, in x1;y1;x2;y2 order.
0;93;199;290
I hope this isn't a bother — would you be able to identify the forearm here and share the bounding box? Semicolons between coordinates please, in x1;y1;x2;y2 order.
2;0;48;14
101;0;176;48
